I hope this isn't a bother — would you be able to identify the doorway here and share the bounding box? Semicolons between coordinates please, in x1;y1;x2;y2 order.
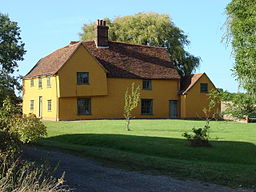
39;96;42;118
169;100;178;119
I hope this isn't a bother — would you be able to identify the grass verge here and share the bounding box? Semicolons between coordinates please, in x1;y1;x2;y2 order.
37;119;256;189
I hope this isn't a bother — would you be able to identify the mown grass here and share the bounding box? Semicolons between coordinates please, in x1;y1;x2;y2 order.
37;119;256;189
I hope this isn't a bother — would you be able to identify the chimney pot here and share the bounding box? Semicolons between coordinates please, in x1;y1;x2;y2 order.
95;19;109;48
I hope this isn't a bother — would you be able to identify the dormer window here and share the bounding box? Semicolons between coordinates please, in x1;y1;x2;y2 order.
77;72;89;85
142;79;152;90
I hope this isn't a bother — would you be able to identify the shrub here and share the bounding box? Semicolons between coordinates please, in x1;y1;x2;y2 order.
0;154;71;192
10;114;47;143
0;97;19;131
0;98;47;144
0;131;20;154
182;121;211;147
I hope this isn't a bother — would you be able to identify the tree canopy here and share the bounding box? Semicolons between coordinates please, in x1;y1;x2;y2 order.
80;12;200;77
226;0;256;95
0;13;26;104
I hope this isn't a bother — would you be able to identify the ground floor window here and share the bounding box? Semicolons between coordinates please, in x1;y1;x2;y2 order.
47;100;52;112
30;100;34;112
141;99;153;115
77;98;91;115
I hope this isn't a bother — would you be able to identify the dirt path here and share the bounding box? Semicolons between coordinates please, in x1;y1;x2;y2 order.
22;146;252;192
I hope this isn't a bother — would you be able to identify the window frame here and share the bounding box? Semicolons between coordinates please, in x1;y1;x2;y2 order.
38;77;42;89
47;76;51;88
200;83;208;93
30;100;34;112
142;79;152;90
30;79;34;87
77;72;89;85
141;99;153;115
47;100;52;112
77;98;91;115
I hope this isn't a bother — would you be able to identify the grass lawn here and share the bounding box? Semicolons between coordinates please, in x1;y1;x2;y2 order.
37;119;256;189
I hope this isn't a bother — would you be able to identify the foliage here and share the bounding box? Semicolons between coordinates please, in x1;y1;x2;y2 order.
10;114;47;143
0;98;47;144
182;121;211;147
0;131;20;155
0;13;26;105
206;89;222;120
210;90;256;119
0;154;71;192
80;12;200;77
223;93;256;119
182;90;222;147
225;0;256;95
124;83;140;131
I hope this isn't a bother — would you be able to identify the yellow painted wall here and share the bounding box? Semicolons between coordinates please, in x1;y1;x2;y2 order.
22;75;59;120
59;78;179;120
58;44;108;97
180;74;220;119
180;94;186;118
23;42;220;121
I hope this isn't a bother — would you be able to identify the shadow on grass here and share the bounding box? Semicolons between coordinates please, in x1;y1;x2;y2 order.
40;134;256;165
37;134;256;188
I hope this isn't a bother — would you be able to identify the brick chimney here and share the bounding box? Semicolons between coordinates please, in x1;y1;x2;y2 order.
95;19;109;48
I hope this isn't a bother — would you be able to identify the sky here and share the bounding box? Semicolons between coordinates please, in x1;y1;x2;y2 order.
1;0;239;92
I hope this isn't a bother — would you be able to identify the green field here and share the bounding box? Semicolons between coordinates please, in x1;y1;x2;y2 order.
38;119;256;188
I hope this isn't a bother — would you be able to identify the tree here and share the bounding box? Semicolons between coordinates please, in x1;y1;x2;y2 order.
80;12;200;77
0;13;26;105
211;90;256;120
225;0;256;96
123;83;140;131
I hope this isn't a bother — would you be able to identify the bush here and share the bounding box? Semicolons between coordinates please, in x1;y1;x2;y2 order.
10;114;47;143
0;131;20;154
182;121;211;147
0;154;71;192
0;98;66;191
0;98;47;144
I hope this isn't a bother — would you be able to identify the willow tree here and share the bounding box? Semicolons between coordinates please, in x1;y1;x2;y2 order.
226;0;256;96
80;12;200;77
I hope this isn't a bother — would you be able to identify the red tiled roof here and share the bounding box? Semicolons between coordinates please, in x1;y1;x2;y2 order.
24;41;180;80
24;43;80;78
180;73;205;94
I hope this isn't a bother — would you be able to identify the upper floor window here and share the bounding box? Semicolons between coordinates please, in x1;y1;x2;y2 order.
77;72;89;85
47;76;51;88
141;99;153;115
30;100;34;111
47;100;52;112
142;79;152;90
38;77;42;89
30;79;34;87
200;83;208;93
77;98;91;115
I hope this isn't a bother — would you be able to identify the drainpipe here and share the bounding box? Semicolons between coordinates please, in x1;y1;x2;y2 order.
55;75;59;121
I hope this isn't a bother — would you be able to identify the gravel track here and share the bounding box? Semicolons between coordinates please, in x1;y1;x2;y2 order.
22;146;253;192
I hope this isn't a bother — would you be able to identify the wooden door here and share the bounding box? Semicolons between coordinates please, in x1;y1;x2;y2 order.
169;100;178;119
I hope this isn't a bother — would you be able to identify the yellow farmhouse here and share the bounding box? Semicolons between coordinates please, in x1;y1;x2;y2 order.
23;20;220;121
